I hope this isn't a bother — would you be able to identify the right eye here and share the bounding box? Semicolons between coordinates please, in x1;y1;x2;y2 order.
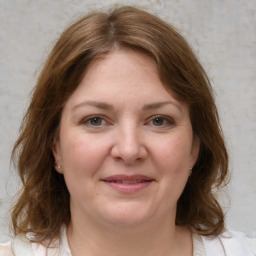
81;115;107;127
88;117;103;126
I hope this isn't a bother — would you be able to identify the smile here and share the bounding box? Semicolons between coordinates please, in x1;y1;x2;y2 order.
101;175;154;193
107;180;152;184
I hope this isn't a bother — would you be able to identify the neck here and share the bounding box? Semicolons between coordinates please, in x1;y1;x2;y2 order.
67;215;192;256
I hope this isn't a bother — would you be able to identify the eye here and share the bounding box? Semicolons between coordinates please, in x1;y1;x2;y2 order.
81;115;107;127
148;115;174;128
89;117;103;126
152;117;165;126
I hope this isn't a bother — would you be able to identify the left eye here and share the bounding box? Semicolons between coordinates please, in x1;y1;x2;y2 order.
152;117;165;126
89;117;103;126
149;116;174;127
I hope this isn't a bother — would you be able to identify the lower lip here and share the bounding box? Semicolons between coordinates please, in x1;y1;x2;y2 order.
103;181;152;193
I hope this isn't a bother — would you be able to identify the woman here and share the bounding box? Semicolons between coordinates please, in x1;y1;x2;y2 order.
0;6;255;256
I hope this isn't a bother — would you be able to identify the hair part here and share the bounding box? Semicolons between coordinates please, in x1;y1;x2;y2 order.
11;6;229;242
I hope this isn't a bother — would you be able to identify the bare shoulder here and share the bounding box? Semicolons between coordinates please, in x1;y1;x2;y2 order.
0;243;14;256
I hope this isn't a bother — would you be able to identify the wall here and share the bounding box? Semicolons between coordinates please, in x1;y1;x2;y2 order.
0;0;255;241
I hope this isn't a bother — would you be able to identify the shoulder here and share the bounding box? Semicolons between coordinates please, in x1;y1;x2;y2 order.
0;235;60;256
245;236;256;255
0;242;14;256
201;230;256;255
221;230;256;254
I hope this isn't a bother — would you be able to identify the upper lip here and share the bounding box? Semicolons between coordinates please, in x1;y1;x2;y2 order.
101;175;154;182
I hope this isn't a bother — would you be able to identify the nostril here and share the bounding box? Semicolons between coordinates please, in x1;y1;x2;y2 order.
110;128;147;163
111;143;147;163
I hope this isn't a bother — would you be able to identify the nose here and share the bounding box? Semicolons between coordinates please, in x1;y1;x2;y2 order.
111;124;147;164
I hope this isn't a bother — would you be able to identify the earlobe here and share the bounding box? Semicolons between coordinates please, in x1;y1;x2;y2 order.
52;138;63;174
190;135;200;168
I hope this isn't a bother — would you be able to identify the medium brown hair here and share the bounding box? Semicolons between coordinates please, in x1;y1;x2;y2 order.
11;6;229;242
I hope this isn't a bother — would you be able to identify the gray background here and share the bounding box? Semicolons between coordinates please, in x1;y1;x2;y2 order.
0;0;255;241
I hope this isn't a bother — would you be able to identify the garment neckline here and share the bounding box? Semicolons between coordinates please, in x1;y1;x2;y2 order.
60;225;206;256
60;225;71;254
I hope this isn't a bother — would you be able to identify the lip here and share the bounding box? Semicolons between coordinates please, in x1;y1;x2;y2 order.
101;175;154;193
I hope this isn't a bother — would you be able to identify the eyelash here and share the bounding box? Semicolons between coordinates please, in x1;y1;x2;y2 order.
80;115;109;127
79;115;174;128
147;115;174;128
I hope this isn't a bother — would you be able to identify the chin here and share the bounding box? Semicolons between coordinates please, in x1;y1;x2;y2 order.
99;202;156;228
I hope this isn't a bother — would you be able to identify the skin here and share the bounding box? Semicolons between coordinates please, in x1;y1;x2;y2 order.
52;49;200;256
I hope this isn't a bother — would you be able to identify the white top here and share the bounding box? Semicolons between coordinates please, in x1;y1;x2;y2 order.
0;226;256;255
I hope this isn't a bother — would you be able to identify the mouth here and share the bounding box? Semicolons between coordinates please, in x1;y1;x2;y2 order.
107;179;152;184
101;175;154;193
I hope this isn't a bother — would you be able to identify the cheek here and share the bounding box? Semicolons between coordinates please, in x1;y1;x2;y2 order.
60;133;108;179
154;135;192;170
146;136;192;211
152;135;192;192
59;135;105;201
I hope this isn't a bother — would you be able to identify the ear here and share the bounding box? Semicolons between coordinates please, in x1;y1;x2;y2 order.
52;137;63;174
190;135;200;168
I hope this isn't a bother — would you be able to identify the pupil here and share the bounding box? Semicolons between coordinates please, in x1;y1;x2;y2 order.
91;117;101;125
153;118;163;125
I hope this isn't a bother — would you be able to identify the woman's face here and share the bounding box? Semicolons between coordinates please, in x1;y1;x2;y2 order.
53;49;199;229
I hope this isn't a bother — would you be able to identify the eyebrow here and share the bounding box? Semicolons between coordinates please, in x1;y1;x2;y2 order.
72;101;114;111
72;100;181;112
142;101;182;111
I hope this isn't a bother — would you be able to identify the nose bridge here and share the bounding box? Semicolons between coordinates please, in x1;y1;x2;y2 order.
111;119;146;163
121;122;140;151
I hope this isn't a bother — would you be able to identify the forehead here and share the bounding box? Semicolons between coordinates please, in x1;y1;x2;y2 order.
85;49;159;86
64;49;186;111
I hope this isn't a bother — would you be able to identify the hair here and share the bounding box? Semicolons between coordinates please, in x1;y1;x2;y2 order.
11;6;229;242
